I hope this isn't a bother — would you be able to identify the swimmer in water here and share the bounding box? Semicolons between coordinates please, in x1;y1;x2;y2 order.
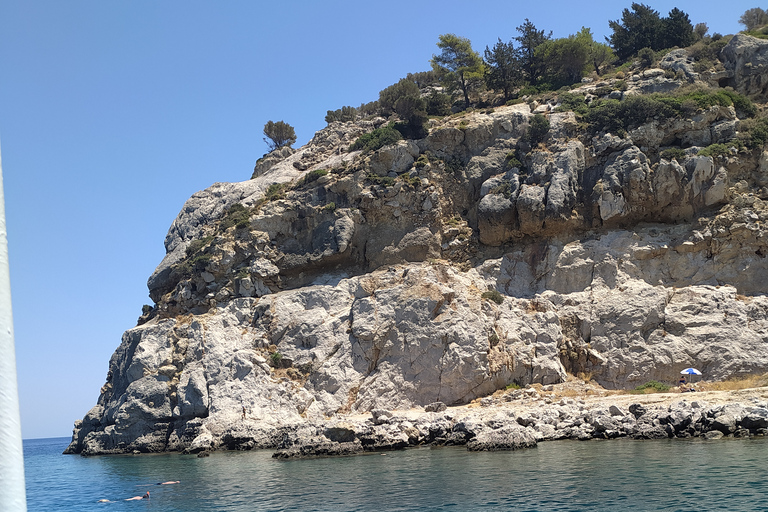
124;491;150;501
157;481;180;485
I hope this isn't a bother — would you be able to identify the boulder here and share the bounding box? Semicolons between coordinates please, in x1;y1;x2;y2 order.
466;425;537;451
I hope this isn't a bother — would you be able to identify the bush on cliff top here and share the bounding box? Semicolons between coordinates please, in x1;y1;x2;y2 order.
576;88;756;134
350;124;402;153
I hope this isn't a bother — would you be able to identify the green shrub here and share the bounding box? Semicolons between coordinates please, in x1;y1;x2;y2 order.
592;86;613;97
269;352;283;367
265;183;287;201
177;236;215;275
555;92;588;114
220;203;251;230
350;124;402;152
637;47;655;68
366;174;396;187
414;154;430;168
730;92;758;117
185;236;214;257
426;90;452;116
660;148;686;162
323;202;336;211
141;304;153;315
631;380;670;393
698;143;732;158
527;114;550;145
505;151;522;169
358;100;380;117
688;38;729;70
489;181;512;198
440;156;464;175
300;168;329;186
505;382;521;390
325;106;357;124
481;290;505;305
746;118;768;148
398;173;421;187
379;78;420;115
581;89;754;135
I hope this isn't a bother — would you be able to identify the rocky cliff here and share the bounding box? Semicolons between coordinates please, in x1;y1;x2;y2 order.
67;35;768;455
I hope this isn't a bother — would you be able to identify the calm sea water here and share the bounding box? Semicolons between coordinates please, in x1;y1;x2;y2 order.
24;436;768;511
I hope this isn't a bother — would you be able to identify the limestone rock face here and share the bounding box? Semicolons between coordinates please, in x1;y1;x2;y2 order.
68;59;768;454
722;34;768;99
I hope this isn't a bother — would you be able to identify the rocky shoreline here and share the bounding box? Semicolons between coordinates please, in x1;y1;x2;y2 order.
265;385;768;459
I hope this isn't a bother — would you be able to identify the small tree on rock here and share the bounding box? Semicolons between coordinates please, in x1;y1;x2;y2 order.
608;3;663;61
379;78;421;115
661;7;696;49
484;38;520;101
527;114;550;145
431;33;485;110
537;27;594;85
263;120;297;151
514;19;551;84
739;7;768;31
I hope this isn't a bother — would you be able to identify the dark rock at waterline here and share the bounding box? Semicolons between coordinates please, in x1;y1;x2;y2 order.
272;438;363;459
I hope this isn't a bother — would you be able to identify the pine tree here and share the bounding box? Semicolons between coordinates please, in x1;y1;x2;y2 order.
514;19;551;84
431;34;485;109
484;39;520;100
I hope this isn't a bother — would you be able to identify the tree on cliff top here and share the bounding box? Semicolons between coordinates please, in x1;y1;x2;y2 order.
431;33;484;110
608;3;695;61
739;7;768;31
536;27;596;85
661;7;696;49
484;39;520;101
608;3;663;61
263;120;297;151
514;19;551;84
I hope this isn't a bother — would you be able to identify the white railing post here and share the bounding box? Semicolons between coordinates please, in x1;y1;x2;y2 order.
0;142;27;511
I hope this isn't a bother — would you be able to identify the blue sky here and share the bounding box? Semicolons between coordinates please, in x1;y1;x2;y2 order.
0;1;755;439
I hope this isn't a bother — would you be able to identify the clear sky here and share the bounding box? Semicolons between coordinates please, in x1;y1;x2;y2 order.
0;0;757;439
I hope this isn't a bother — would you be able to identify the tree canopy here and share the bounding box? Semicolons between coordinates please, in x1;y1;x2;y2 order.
661;8;696;49
263;120;296;151
379;78;420;115
739;7;768;31
431;33;485;109
608;3;663;60
607;3;695;61
514;19;551;83
378;77;428;139
484;39;520;101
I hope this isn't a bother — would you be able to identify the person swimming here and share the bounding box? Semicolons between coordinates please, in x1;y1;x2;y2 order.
124;491;150;501
157;481;180;485
99;488;154;502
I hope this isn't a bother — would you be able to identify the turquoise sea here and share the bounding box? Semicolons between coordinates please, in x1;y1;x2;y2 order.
24;436;768;511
